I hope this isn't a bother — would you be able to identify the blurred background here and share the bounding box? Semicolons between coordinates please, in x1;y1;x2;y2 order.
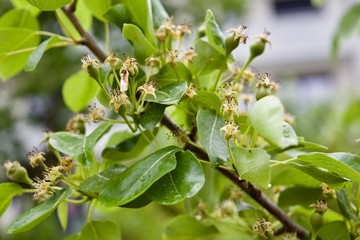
1;0;360;239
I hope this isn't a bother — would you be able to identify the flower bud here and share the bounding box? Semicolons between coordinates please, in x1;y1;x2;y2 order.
250;31;271;60
4;160;33;185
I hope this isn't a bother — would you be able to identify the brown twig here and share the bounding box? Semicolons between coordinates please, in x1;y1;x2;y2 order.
61;5;107;62
161;114;308;239
61;5;307;238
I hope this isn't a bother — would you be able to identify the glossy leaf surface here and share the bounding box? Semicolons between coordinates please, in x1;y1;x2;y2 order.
249;96;285;148
197;109;229;166
62;70;99;112
8;188;72;233
298;152;360;183
139;103;166;130
50;123;112;167
99;146;180;206
145;81;187;105
146;151;205;204
205;10;225;53
233;147;270;189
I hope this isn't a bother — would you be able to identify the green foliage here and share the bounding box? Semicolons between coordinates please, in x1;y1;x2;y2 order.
1;0;360;239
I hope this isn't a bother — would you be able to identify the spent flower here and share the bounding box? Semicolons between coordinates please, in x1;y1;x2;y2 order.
110;88;131;113
27;147;47;169
87;104;105;123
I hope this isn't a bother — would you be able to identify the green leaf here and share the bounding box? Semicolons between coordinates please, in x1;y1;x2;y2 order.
102;130;156;162
55;0;92;40
285;159;350;186
0;182;23;217
164;215;219;240
317;221;350;240
249;95;287;148
205;10;225;53
192;90;222;112
336;187;357;220
0;28;39;80
76;221;121;240
8;187;72;233
122;23;158;64
120;0;156;45
26;0;71;11
57;201;68;231
151;0;169;28
145;81;187;105
298;152;360;183
280;121;298;147
233;147;270;189
79;164;127;196
278;186;323;208
197;109;229;166
154;63;192;87
327;152;360;173
331;4;360;59
103;4;131;29
146;151;205;204
193;40;226;77
83;0;112;21
0;8;39;30
62;70;99;112
99;146;180;206
10;0;41;16
49;123;112;167
25;36;65;71
139;103;166;130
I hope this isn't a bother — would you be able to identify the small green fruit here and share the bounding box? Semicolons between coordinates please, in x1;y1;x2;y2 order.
310;211;325;233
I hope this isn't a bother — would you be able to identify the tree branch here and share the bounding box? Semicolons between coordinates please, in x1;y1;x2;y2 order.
61;5;107;62
161;114;308;239
61;4;307;238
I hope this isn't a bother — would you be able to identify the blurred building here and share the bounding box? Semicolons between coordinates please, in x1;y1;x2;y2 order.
242;0;360;113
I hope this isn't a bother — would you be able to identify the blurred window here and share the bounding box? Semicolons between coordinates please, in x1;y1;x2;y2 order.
273;0;317;14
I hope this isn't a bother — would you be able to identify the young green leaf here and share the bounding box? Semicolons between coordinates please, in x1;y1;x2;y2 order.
62;70;99;112
82;0;111;22
192;90;222;112
233;147;270;189
26;0;71;11
278;186;323;208
79;164;127;196
57;201;68;231
193;40;227;76
49;123;112;167
120;0;157;45
151;0;169;28
205;10;225;53
0;8;39;29
0;28;40;80
10;0;41;16
25;36;65;71
154;63;192;87
196;109;229;166
145;81;188;105
103;4;131;29
139;103;166;130
99;146;180;206
122;23;158;64
0;182;23;217
8;187;72;233
285;159;350;187
280;121;298;147
298;152;360;183
146;151;205;205
249;95;286;148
